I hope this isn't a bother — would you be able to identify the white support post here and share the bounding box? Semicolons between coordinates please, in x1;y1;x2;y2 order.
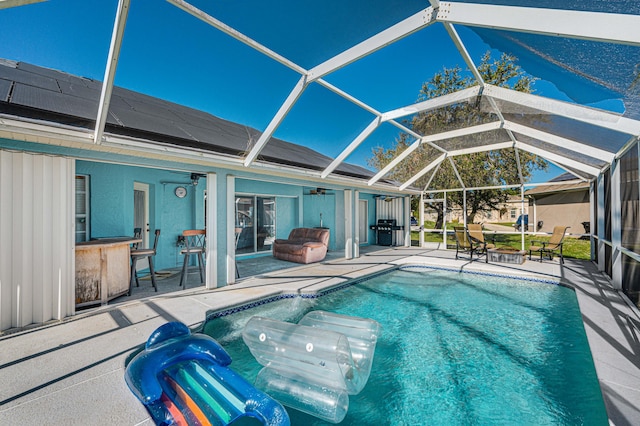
419;193;425;248
205;173;217;289
94;0;130;145
404;196;411;247
597;173;606;272
462;190;467;227
322;117;380;179
520;185;525;250
344;190;353;259
443;191;448;248
244;75;308;167
589;181;596;261
226;175;236;285
354;190;360;258
436;2;640;46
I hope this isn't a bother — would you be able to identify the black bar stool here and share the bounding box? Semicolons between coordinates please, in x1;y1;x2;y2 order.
130;229;161;294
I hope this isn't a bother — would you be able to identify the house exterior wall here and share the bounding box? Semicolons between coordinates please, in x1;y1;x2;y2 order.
532;190;590;234
1;141;399;330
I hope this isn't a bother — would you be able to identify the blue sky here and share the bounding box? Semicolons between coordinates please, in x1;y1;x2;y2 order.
4;0;624;183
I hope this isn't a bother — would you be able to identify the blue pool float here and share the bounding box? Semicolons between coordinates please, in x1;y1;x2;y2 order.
125;321;290;426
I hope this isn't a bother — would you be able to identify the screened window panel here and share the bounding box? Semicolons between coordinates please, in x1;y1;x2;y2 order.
75;175;90;243
497;104;630;154
604;169;612;278
620;143;639;254
622;256;640;309
513;133;608;169
409;101;500;137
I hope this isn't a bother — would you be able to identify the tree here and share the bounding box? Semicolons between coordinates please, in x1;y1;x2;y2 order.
369;52;547;227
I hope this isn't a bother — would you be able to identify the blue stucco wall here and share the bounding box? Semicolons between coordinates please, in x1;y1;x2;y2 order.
4;134;405;291
76;161;203;271
303;191;337;250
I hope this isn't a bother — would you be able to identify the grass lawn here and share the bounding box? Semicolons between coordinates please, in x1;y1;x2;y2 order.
412;226;591;260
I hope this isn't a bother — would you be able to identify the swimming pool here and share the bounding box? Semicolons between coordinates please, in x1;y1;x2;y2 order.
202;266;608;425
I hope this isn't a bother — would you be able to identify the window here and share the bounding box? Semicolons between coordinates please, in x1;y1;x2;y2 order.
510;208;516;219
75;175;90;242
235;195;276;254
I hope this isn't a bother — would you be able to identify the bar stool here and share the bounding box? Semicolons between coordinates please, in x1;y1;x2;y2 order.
179;229;206;288
130;229;161;294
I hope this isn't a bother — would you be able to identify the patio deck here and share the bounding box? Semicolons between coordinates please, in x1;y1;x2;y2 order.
1;247;638;425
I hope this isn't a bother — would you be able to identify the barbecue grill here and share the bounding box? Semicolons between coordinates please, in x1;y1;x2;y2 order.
369;219;404;246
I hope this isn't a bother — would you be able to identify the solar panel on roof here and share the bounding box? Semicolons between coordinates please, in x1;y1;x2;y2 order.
56;79;100;101
12;83;97;119
0;79;11;102
0;63;59;92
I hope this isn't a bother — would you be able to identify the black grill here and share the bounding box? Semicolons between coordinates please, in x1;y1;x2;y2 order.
369;219;403;246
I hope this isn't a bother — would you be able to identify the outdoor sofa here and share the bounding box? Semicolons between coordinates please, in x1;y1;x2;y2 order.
272;228;330;264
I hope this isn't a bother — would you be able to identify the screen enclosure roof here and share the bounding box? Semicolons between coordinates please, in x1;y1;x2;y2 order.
1;0;640;193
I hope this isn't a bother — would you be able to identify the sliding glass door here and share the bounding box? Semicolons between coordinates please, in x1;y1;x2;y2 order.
235;195;276;254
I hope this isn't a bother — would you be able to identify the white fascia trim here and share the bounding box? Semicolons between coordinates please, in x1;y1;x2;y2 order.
400;153;447;191
448;141;513;157
308;7;436;81
368;138;421;186
485;85;640;136
101;133;418;194
382;86;481;122
0;115;94;143
437;2;640;46
514;141;600;176
504;121;615;163
424;121;502;144
322;116;381;178
244;75;307;167
167;0;306;75
94;0;130;145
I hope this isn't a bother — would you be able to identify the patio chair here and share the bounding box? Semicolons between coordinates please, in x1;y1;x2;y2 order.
179;229;206;288
130;229;160;294
529;226;570;263
453;226;485;261
467;224;496;250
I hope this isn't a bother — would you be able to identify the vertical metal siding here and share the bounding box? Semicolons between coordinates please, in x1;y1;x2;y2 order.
375;197;406;246
0;150;74;331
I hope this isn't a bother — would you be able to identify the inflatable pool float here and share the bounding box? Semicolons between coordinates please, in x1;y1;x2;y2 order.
243;311;381;424
125;321;290;426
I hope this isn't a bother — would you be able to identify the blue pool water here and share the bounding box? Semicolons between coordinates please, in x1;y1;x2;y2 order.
202;266;608;425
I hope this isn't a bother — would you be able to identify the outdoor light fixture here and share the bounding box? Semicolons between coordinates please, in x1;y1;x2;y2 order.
190;173;205;186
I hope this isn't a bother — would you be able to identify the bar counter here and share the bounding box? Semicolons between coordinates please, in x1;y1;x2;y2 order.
75;237;141;307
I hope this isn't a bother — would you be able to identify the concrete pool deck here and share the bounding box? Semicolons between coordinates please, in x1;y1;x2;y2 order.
1;247;639;425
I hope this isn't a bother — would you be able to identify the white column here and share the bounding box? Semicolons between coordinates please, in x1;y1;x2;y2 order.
589;181;595;261
419;193;425;247
404;196;411;247
205;173;217;289
597;173;606;272
354;191;360;257
344;190;353;259
226;175;235;285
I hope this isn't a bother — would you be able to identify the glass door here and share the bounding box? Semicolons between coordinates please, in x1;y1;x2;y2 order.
235;195;276;254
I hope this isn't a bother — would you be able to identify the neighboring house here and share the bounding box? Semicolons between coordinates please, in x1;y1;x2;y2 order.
524;173;590;235
422;195;528;226
0;60;415;331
